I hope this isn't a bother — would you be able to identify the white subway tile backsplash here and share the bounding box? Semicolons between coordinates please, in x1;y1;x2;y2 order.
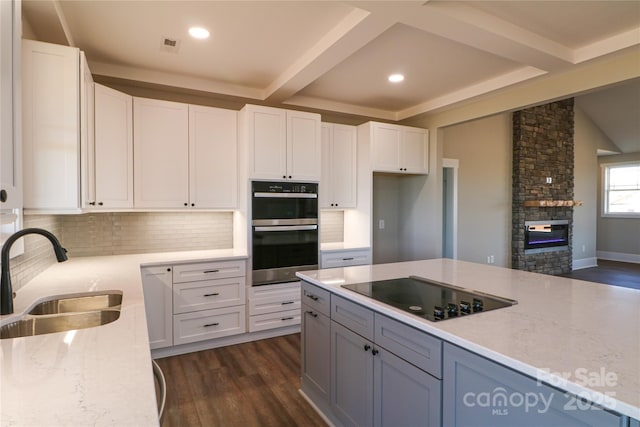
320;210;344;243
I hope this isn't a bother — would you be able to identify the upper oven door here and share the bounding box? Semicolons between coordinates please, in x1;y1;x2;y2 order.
252;181;318;221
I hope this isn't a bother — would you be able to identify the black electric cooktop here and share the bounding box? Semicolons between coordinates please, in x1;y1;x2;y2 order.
342;276;517;322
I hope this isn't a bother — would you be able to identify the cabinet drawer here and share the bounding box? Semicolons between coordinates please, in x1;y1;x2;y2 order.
173;305;246;346
249;289;300;315
374;313;442;379
248;309;301;332
331;294;374;341
301;281;330;317
321;249;371;269
248;281;299;299
172;260;246;283
173;277;246;314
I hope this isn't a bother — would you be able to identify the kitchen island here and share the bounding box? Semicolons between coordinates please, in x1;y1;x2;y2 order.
0;249;246;426
296;258;640;426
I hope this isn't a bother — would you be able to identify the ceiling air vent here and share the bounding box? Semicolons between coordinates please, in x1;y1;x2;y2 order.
160;36;181;53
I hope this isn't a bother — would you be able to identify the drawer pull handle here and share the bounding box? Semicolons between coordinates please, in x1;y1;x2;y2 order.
364;344;371;352
371;349;379;356
203;293;220;297
203;322;220;327
342;257;354;261
282;301;295;305
306;294;319;301
203;269;220;274
305;310;318;318
281;316;294;321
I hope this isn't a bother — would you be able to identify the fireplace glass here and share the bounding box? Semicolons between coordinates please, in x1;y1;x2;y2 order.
524;220;569;254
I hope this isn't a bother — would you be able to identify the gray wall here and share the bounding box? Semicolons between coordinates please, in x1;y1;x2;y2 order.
597;152;640;261
573;107;603;268
441;113;512;267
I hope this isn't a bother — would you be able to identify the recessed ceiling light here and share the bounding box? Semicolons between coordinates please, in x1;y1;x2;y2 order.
188;27;210;39
388;73;405;83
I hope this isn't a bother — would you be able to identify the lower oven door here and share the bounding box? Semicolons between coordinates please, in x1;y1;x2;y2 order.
252;224;318;285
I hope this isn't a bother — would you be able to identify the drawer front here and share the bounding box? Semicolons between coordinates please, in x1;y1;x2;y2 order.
301;281;330;317
249;281;300;300
173;260;246;283
249;289;300;315
331;294;374;341
321;249;371;269
374;313;442;379
248;309;301;332
173;277;246;314
173;305;246;345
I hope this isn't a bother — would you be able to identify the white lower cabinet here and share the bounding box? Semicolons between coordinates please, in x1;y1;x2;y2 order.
141;266;173;350
141;259;247;350
248;281;301;332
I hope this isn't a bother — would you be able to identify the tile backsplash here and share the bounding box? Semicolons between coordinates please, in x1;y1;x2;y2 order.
9;212;233;292
320;210;344;243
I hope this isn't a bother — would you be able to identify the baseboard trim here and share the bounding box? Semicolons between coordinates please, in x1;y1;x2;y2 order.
573;257;598;270
596;251;640;264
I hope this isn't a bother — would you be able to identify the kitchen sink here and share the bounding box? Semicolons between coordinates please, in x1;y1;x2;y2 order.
28;291;123;315
0;309;121;339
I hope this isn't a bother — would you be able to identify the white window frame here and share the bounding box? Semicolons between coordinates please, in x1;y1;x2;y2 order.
601;161;640;218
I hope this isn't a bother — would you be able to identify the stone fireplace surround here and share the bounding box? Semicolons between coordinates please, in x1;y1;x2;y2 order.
512;99;575;274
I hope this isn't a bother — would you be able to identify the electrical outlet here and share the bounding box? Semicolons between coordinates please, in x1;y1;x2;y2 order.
490;255;495;264
379;219;385;229
582;244;586;253
546;177;553;184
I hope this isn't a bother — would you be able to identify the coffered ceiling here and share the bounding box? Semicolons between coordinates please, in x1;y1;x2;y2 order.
22;0;640;150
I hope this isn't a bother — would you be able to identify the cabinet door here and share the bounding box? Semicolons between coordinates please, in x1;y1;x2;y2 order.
79;52;94;208
141;266;173;349
93;84;133;208
287;110;321;181
245;105;287;179
331;320;374;427
22;40;80;209
330;124;357;207
301;304;331;404
133;98;189;208
320;124;333;208
374;346;441;427
189;105;238;208
442;343;622;427
402;127;428;174
371;123;402;173
0;0;21;211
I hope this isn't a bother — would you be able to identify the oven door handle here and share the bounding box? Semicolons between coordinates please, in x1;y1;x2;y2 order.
254;192;317;199
254;225;318;232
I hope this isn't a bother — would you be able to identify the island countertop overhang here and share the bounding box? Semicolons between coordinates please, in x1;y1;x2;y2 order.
295;258;640;420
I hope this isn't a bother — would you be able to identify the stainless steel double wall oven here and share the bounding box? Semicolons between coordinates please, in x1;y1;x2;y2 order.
251;181;319;286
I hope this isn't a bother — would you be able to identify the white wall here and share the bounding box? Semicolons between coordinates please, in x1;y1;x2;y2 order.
441;114;512;267
573;107;603;268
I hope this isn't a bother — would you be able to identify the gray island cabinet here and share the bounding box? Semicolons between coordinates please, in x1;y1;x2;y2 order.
300;278;632;427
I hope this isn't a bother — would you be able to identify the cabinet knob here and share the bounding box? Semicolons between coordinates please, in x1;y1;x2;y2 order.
98;202;103;206
372;349;379;356
184;202;188;206
288;176;292;179
364;344;371;352
0;189;7;203
283;175;287;179
191;203;195;207
166;268;171;272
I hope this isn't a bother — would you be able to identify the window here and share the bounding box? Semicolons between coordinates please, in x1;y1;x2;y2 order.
602;162;640;217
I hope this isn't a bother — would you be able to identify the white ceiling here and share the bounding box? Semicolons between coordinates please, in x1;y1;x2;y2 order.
23;0;640;152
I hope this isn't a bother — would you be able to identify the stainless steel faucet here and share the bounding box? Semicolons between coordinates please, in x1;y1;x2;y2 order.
1;228;68;315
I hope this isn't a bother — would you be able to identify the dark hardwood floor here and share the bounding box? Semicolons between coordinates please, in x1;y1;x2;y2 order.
560;259;640;290
155;333;327;427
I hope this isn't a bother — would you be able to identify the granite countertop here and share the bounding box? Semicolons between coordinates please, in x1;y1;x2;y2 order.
0;249;247;426
296;258;640;420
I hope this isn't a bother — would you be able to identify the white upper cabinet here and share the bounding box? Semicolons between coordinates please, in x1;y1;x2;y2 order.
320;123;356;209
22;40;92;210
93;83;133;208
369;122;429;175
80;54;95;208
189;105;238;209
241;104;320;181
133;97;189;208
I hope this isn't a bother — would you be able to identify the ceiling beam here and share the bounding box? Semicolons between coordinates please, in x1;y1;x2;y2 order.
263;7;395;103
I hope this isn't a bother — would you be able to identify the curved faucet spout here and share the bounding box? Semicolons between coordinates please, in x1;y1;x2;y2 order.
1;228;68;315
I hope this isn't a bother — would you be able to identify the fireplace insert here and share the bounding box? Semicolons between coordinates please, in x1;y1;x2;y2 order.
524;220;569;254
